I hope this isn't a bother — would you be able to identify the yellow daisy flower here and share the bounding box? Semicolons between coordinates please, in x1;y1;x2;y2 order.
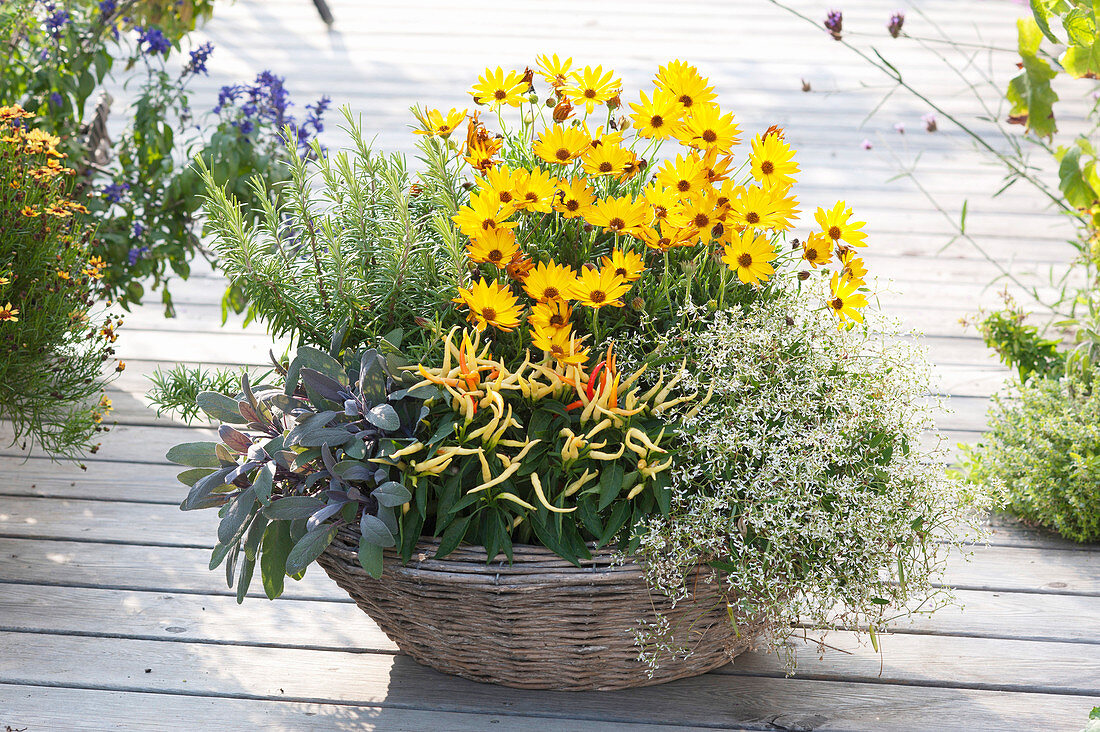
531;324;590;366
749;133;800;189
477;164;524;209
801;232;833;268
643;183;680;223
528;299;573;333
726;185;799;231
452;191;519;238
654;153;709;199
581;142;634;178
828;272;869;323
628;89;683;140
601;249;645;282
654;60;717;112
413;107;467;137
533;124;591;165
453;279;524;332
638;222;699;251
470;67;529;108
562;65;621;114
20;206;39;218
721;229;777;285
514;167;558;213
678;104;741;153
571;266;632;309
0;302;19;323
536;54;574;89
464;136;503;171
467;228;520;267
815;201;868;248
554;177;596;219
523;261;578;303
585;195;651;237
839;248;869;284
668;189;726;243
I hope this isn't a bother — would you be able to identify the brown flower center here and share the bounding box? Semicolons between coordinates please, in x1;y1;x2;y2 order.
543;286;560;300
746;212;760;225
701;129;718;143
805;248;817;261
589;289;606;303
525;192;538;202
551;344;565;356
615;267;628;278
584;88;597;99
760;160;774;175
737;253;753;268
693;213;709;228
494;90;507;100
679;94;693;107
482;306;498;320
829;226;841;240
488;249;503;263
599;161;613;173
549;314;566;327
482;218;496;229
565;200;579;211
608;217;625;230
651;115;664;128
676;180;691;192
499;192;513;203
831;298;844;311
555;148;571;161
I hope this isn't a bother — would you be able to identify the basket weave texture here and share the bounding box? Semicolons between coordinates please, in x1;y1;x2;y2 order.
318;526;760;691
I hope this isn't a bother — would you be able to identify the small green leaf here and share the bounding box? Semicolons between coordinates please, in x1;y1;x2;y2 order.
285;523;340;575
372;481;412;508
434;515;470;558
196;391;247;424
358;539;384;579
260;522;293;599
253;462;276;506
598;463;626;510
360;513;396;548
166;441;222;468
264;496;326;520
177;468;215;487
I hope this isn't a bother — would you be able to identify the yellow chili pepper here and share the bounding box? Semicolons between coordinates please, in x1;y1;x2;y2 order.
531;473;576;513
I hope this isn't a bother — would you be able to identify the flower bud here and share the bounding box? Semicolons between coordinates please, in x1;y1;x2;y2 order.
631;297;645;312
797;270;811;281
552;99;574;123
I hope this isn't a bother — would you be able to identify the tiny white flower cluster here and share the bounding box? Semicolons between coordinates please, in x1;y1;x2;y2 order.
629;291;982;671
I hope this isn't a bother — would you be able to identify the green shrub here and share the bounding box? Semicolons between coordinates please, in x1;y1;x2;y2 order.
961;372;1100;542
0;107;122;459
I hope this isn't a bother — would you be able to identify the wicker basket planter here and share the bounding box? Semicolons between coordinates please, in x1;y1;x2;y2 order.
317;526;762;691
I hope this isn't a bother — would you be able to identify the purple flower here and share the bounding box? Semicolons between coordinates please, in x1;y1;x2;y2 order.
235;119;254;135
888;12;905;38
127;246;150;266
132;222;145;238
213;85;241;114
922;113;938;132
98;0;117;16
102;182;130;204
137;26;171;57
48;92;63;109
186;42;214;76
861;138;873;150
45;10;70;36
825;10;843;40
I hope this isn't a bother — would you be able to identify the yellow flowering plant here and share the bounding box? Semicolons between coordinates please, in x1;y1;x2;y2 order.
0;105;123;459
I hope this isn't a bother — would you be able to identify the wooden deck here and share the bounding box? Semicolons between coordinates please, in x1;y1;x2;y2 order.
3;0;1100;729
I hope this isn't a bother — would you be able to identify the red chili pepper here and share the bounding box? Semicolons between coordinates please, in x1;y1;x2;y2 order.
586;361;607;401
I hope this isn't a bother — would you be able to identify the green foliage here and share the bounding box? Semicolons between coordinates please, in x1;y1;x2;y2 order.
199;108;466;359
974;301;1065;382
1030;0;1100;78
0;114;121;459
960;371;1100;543
170;340;430;598
1007;17;1060;137
0;1;320;313
146;363;252;423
